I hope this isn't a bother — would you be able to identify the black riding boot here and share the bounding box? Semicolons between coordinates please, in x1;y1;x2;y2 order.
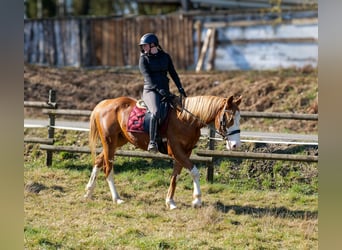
148;115;158;153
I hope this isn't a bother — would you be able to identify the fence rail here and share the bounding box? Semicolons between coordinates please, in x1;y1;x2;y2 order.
40;108;318;121
196;150;318;163
24;90;318;182
39;144;212;163
240;111;318;120
42;109;92;116
24;101;57;109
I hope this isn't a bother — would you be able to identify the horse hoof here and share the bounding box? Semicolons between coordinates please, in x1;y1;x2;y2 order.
192;199;202;208
115;199;124;204
169;203;177;210
166;199;177;210
83;194;92;200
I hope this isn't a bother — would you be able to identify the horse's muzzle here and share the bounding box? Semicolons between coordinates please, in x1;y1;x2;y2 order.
226;140;241;150
226;130;241;150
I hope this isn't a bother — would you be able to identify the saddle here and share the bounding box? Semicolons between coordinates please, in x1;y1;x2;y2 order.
127;99;172;154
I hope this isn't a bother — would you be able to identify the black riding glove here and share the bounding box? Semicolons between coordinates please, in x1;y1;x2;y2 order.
179;87;187;97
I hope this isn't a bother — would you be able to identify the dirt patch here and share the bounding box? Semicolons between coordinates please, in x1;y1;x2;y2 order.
24;64;318;134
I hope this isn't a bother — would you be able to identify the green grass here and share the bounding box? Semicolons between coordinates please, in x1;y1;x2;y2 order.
24;129;318;249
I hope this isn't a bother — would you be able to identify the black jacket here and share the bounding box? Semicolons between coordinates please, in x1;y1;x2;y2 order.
139;50;183;93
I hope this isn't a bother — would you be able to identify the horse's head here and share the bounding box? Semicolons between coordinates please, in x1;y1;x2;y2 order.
217;95;242;150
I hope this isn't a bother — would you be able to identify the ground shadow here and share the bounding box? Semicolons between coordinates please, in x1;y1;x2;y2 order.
114;158;174;174
215;201;317;220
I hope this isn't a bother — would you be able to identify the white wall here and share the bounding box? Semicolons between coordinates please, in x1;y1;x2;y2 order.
194;19;318;70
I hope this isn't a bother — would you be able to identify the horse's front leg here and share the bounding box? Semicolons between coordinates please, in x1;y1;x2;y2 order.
169;147;202;209
165;161;182;210
106;166;124;204
189;165;202;208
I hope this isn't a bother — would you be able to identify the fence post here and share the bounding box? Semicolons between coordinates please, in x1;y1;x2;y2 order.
206;128;215;183
46;89;56;166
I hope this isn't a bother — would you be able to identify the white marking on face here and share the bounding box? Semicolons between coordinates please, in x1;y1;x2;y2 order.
226;111;241;150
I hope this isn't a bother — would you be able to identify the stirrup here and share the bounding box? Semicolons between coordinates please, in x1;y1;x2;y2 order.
147;142;158;153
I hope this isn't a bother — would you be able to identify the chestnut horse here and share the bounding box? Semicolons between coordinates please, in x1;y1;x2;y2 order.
84;95;242;209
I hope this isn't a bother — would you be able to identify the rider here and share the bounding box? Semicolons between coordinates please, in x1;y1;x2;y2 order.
138;33;187;153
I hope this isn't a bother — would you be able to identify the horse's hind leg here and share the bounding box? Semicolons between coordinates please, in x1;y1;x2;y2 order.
84;166;100;199
84;152;104;200
84;141;124;204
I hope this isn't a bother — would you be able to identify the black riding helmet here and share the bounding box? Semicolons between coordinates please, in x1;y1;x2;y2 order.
139;33;159;46
139;33;160;54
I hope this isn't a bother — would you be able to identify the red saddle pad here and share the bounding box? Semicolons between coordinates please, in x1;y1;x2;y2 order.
127;105;147;132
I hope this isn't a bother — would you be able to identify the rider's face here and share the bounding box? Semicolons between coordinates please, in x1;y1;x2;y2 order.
142;44;150;53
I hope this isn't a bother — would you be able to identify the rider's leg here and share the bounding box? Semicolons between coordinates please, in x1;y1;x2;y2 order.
148;114;158;153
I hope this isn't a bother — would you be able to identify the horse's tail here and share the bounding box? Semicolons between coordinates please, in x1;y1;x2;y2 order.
89;110;99;164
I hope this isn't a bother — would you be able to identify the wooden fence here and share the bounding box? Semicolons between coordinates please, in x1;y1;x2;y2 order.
24;90;318;182
24;14;194;69
24;10;318;71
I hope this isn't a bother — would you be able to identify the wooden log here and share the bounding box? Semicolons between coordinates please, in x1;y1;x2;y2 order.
196;150;318;162
194;20;202;58
206;28;216;71
195;28;213;72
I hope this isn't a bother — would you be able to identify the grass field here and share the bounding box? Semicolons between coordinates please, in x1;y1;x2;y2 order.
24;129;318;249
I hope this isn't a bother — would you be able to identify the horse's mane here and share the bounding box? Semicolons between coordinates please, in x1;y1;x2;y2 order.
177;96;226;126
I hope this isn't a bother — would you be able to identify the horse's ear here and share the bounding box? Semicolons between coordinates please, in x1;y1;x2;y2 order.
227;95;234;105
235;96;242;106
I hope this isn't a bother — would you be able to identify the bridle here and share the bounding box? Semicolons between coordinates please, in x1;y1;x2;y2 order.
217;101;240;140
